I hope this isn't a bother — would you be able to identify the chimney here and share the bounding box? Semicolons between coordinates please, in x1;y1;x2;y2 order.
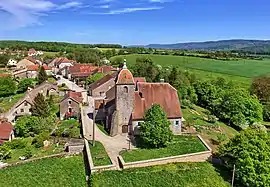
160;78;165;83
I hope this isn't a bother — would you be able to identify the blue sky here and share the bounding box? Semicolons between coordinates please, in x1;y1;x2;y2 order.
0;0;269;45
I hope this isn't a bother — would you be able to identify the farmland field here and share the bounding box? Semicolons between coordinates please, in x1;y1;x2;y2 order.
111;54;270;87
91;162;230;187
120;135;207;162
0;155;87;187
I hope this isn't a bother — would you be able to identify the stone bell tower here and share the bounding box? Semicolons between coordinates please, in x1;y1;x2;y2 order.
114;60;135;134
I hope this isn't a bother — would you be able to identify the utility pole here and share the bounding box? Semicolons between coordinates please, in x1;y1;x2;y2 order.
231;164;236;187
92;106;95;146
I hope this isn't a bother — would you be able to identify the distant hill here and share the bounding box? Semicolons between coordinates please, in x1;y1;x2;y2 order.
143;39;270;53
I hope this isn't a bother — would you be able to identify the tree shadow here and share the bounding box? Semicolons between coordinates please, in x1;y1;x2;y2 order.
212;162;232;184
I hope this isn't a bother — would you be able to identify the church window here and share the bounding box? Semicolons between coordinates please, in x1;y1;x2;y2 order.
124;86;128;93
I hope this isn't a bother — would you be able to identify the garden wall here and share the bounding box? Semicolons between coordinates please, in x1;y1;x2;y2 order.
118;135;212;169
84;139;117;173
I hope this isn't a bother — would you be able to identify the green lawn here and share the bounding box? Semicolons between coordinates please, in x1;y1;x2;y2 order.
120;136;207;162
91;162;230;187
57;119;81;138
89;141;111;166
0;155;87;187
0;93;25;112
110;54;270;87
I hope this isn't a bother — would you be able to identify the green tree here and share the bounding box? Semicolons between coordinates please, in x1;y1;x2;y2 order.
17;78;35;93
31;93;50;118
14;116;40;137
37;66;48;84
219;127;270;187
111;56;124;67
86;72;105;85
168;67;178;86
0;77;16;97
216;89;263;128
139;104;173;148
0;54;9;66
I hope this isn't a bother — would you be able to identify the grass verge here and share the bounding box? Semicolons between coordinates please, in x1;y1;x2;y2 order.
89;141;111;166
91;162;230;187
120;135;207;162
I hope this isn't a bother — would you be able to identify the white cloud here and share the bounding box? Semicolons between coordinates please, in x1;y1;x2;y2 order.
0;0;84;30
99;5;110;9
93;7;163;15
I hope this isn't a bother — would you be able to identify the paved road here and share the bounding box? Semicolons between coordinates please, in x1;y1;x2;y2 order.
57;76;88;103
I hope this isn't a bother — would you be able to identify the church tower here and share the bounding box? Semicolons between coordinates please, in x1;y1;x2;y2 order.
114;61;135;134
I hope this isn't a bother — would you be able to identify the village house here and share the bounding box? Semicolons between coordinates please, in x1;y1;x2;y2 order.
60;91;83;120
7;59;17;66
26;65;52;78
0;120;14;145
16;57;36;69
28;48;36;56
48;57;75;75
94;63;182;136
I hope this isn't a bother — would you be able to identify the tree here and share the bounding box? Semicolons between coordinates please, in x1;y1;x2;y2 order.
17;78;35;93
131;57;159;82
251;76;270;103
219;127;270;187
37;66;48;84
168;67;178;86
216;89;263;128
139;104;173;148
0;54;9;66
0;77;16;97
111;56;124;67
86;72;105;85
14;116;40;137
31;93;50;118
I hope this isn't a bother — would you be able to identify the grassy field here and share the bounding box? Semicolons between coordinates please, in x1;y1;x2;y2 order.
43;51;58;57
111;54;270;87
120;135;207;162
0;93;25;112
0;155;87;187
89;141;111;166
91;162;230;187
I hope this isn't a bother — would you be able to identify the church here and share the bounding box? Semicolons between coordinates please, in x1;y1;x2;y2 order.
92;62;182;136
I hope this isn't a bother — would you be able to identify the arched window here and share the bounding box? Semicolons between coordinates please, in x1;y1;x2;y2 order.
124;86;128;93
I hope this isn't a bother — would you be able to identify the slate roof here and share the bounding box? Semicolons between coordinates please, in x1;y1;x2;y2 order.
0;121;13;140
132;82;182;120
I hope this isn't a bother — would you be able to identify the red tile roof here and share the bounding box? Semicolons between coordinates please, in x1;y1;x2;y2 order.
27;65;51;71
134;77;146;84
116;68;134;85
70;64;98;74
0;73;10;78
0;121;13;140
25;56;37;63
66;91;83;103
51;57;75;67
98;65;113;74
133;82;182;120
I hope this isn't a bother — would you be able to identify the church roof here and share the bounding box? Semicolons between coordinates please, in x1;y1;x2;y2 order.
133;82;182;120
115;63;134;85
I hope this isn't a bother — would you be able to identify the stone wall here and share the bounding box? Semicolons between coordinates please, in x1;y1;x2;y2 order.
91;78;115;97
84;139;117;173
118;135;212;169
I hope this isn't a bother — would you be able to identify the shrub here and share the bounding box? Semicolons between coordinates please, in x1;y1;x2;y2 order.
32;132;50;148
207;115;218;123
24;147;33;159
0;145;12;160
5;139;28;149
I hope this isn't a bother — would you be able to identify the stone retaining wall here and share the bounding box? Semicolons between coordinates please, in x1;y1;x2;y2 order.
118;135;212;169
84;139;117;173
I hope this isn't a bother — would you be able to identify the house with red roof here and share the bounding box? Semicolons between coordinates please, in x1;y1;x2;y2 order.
0;120;14;145
94;62;182;136
28;48;36;56
26;65;52;78
60;91;83;120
